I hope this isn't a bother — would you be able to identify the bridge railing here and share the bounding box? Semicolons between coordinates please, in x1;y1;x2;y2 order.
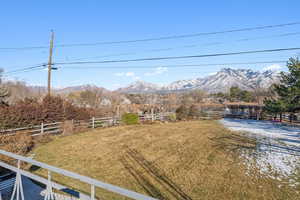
0;149;157;200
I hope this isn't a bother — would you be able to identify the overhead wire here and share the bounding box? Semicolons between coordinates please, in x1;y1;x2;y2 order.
55;22;300;47
1;21;300;51
59;60;287;70
62;31;300;62
3;64;47;75
54;47;300;65
2;47;297;76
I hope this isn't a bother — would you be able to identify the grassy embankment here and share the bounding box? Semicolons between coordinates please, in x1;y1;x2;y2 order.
33;121;299;200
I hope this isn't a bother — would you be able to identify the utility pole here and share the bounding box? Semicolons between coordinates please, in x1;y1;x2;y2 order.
47;30;54;96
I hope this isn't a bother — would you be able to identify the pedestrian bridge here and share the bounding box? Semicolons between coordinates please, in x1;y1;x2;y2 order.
0;150;157;200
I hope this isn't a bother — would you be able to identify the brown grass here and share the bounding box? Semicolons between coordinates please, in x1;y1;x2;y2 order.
32;121;299;200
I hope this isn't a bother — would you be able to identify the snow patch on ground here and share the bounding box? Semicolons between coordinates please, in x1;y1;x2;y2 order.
220;118;300;184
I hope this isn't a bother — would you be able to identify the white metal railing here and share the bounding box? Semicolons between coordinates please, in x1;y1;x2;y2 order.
0;149;157;200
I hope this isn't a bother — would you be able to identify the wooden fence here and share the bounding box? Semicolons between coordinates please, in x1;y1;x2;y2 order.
139;112;174;122
0;113;174;137
199;111;224;120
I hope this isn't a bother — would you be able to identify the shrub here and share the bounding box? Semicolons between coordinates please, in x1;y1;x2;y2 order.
175;105;189;120
0;132;34;164
0;133;34;155
169;113;177;121
188;104;200;119
122;113;139;125
0;95;92;129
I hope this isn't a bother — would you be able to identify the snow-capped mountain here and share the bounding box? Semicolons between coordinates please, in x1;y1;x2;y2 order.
118;68;281;93
117;80;162;93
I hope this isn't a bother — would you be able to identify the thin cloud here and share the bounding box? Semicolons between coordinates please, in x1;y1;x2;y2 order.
114;72;136;77
262;64;283;72
114;71;140;80
145;67;168;76
208;72;217;76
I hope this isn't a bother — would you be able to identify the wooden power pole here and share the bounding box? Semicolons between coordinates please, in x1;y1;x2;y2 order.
47;30;54;96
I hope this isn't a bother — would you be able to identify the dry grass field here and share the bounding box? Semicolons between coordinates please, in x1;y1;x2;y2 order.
32;121;299;200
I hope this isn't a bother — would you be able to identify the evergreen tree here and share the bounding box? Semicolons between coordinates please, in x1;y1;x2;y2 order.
264;99;285;121
264;58;300;121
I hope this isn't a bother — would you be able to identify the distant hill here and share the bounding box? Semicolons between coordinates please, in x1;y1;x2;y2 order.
117;68;281;94
3;68;281;102
54;85;108;94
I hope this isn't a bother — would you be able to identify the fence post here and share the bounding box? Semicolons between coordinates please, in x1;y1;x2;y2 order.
113;117;117;126
151;108;154;122
92;117;95;129
41;122;44;135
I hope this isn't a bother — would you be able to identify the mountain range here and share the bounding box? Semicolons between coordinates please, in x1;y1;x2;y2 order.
117;68;281;94
14;68;280;96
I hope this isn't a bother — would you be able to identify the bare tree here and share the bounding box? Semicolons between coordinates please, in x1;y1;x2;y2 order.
0;69;9;106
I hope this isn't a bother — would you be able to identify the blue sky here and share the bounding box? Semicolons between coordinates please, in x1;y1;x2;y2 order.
1;0;300;90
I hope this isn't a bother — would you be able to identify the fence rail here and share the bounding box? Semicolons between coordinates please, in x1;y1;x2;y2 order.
0;113;174;137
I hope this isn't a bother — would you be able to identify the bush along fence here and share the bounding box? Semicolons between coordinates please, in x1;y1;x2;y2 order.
0;112;174;137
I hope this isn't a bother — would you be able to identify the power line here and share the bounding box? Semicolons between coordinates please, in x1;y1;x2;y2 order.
2;60;288;76
3;64;46;75
1;22;300;51
54;47;300;65
3;47;297;75
63;31;300;62
59;60;287;70
0;46;49;51
55;22;300;47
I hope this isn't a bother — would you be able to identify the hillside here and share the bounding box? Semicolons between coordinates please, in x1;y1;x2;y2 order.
118;68;280;93
3;68;280;102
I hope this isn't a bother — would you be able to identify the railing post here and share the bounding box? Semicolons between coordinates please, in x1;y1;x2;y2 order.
91;185;95;200
92;117;95;129
41;122;44;135
44;171;55;200
10;160;24;200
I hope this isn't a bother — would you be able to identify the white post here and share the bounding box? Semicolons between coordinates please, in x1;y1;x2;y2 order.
10;160;24;200
151;108;154;122
113;117;116;126
44;171;55;200
91;185;95;200
117;105;120;119
41;122;44;135
92;117;95;129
